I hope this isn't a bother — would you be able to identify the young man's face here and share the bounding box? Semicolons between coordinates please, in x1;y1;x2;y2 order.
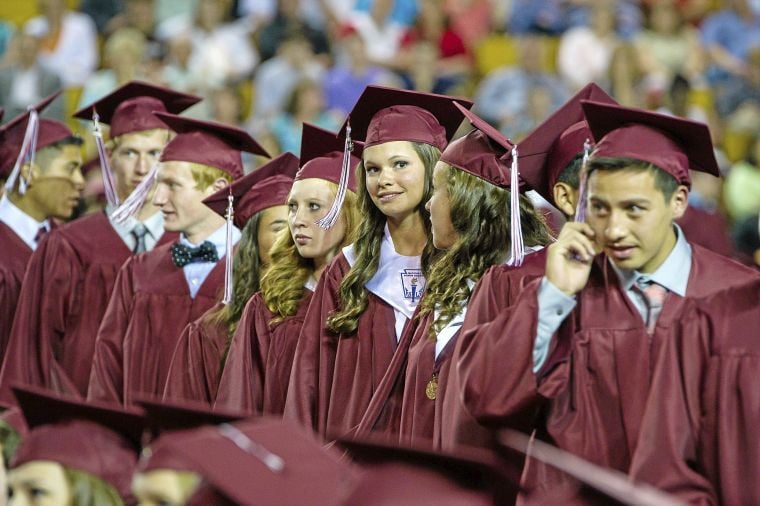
28;144;84;220
586;167;687;273
109;129;168;201
152;161;221;238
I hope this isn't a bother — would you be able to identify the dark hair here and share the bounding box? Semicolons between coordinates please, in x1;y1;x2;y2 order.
556;152;583;189
35;135;84;171
587;156;680;200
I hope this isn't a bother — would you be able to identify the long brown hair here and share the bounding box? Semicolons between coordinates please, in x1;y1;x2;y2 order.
262;184;361;325
326;142;441;334
206;213;265;334
418;165;553;335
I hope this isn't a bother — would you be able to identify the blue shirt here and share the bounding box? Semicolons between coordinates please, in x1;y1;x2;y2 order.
179;224;240;298
533;225;692;372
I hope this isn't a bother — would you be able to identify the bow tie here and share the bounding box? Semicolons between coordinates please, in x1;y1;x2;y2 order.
171;241;219;268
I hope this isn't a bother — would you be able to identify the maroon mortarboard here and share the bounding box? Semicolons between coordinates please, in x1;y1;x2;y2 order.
155;113;270;179
203;152;299;228
140;418;360;505
11;385;145;501
0;92;73;180
497;430;680;505
296;123;361;191
339;85;472;150
517;83;617;204
581;100;720;187
73;80;202;138
440;102;517;189
137;397;246;442
338;436;521;505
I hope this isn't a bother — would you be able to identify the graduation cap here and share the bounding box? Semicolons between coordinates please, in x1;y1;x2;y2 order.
581;100;720;187
442;102;528;266
0;92;73;188
140;418;360;505
11;385;145;501
156;113;270;179
73;81;202;138
296;123;362;190
517;83;617;205
203;152;300;229
338;436;522;505
137;397;247;442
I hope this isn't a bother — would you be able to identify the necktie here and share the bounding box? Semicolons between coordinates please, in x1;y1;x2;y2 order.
131;223;148;254
635;278;667;334
34;225;48;245
171;241;219;268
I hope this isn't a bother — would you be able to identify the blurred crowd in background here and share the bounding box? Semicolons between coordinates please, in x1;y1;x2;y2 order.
0;0;758;262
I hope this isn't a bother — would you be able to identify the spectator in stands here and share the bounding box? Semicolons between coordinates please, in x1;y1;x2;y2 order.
724;133;760;221
23;0;98;88
346;0;419;66
257;0;331;62
701;0;760;87
565;0;643;40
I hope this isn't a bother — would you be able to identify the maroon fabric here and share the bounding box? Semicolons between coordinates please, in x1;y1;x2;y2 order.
0;119;73;177
582;100;720;185
283;254;399;440
162;303;230;406
339;85;472;149
156;113;270;179
676;206;734;258
0;212;177;403
629;277;760;505
73;81;201;138
517;83;616;203
455;244;756;495
0;222;33;368
140;418;359;505
203;152;299;227
439;121;515;189
139;398;244;439
87;242;226;406
215;290;313;415
0;406;27;437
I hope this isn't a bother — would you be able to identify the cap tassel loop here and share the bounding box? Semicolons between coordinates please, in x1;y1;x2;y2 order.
92;111;121;208
507;146;525;267
110;160;160;224
315;123;352;229
4;108;40;195
574;139;592;223
222;193;234;305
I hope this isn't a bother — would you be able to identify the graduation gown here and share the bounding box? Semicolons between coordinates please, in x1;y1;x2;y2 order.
0;212;176;402
162;303;229;406
214;289;313;415
676;206;734;259
87;242;225;406
284;253;400;439
0;223;32;367
629;277;760;505
455;243;754;489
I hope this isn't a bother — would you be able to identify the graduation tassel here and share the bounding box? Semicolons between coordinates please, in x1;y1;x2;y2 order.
218;424;285;473
92;111;121;208
507;145;525;267
315;123;352;229
110;160;160;224
4;108;40;195
574;138;592;223
222;192;234;305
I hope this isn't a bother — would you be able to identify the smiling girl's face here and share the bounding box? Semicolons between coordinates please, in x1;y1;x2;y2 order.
363;141;427;222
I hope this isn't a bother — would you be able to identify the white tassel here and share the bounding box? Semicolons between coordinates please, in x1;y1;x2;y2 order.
574;138;592;223
92;111;121;208
110;160;160;224
222;193;234;305
507;145;524;267
5;109;40;195
218;423;285;473
315;123;352;229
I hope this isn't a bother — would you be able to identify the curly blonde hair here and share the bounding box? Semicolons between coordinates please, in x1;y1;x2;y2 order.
418;164;553;335
326;142;441;334
262;184;360;325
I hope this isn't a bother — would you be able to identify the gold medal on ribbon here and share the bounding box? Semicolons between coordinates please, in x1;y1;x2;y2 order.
425;374;438;400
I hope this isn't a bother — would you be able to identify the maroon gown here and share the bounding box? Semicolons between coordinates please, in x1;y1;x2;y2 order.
0;212;176;403
676;205;734;259
162;302;229;406
87;242;225;406
455;243;756;493
629;277;760;505
0;222;32;367
283;253;400;439
214;290;313;415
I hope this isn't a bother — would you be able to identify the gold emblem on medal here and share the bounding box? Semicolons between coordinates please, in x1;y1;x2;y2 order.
425;374;438;400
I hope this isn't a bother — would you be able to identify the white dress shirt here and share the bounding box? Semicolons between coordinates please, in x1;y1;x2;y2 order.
0;194;50;250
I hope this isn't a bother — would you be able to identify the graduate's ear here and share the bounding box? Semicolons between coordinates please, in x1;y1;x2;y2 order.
552;182;578;220
207;177;230;195
670;185;689;220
